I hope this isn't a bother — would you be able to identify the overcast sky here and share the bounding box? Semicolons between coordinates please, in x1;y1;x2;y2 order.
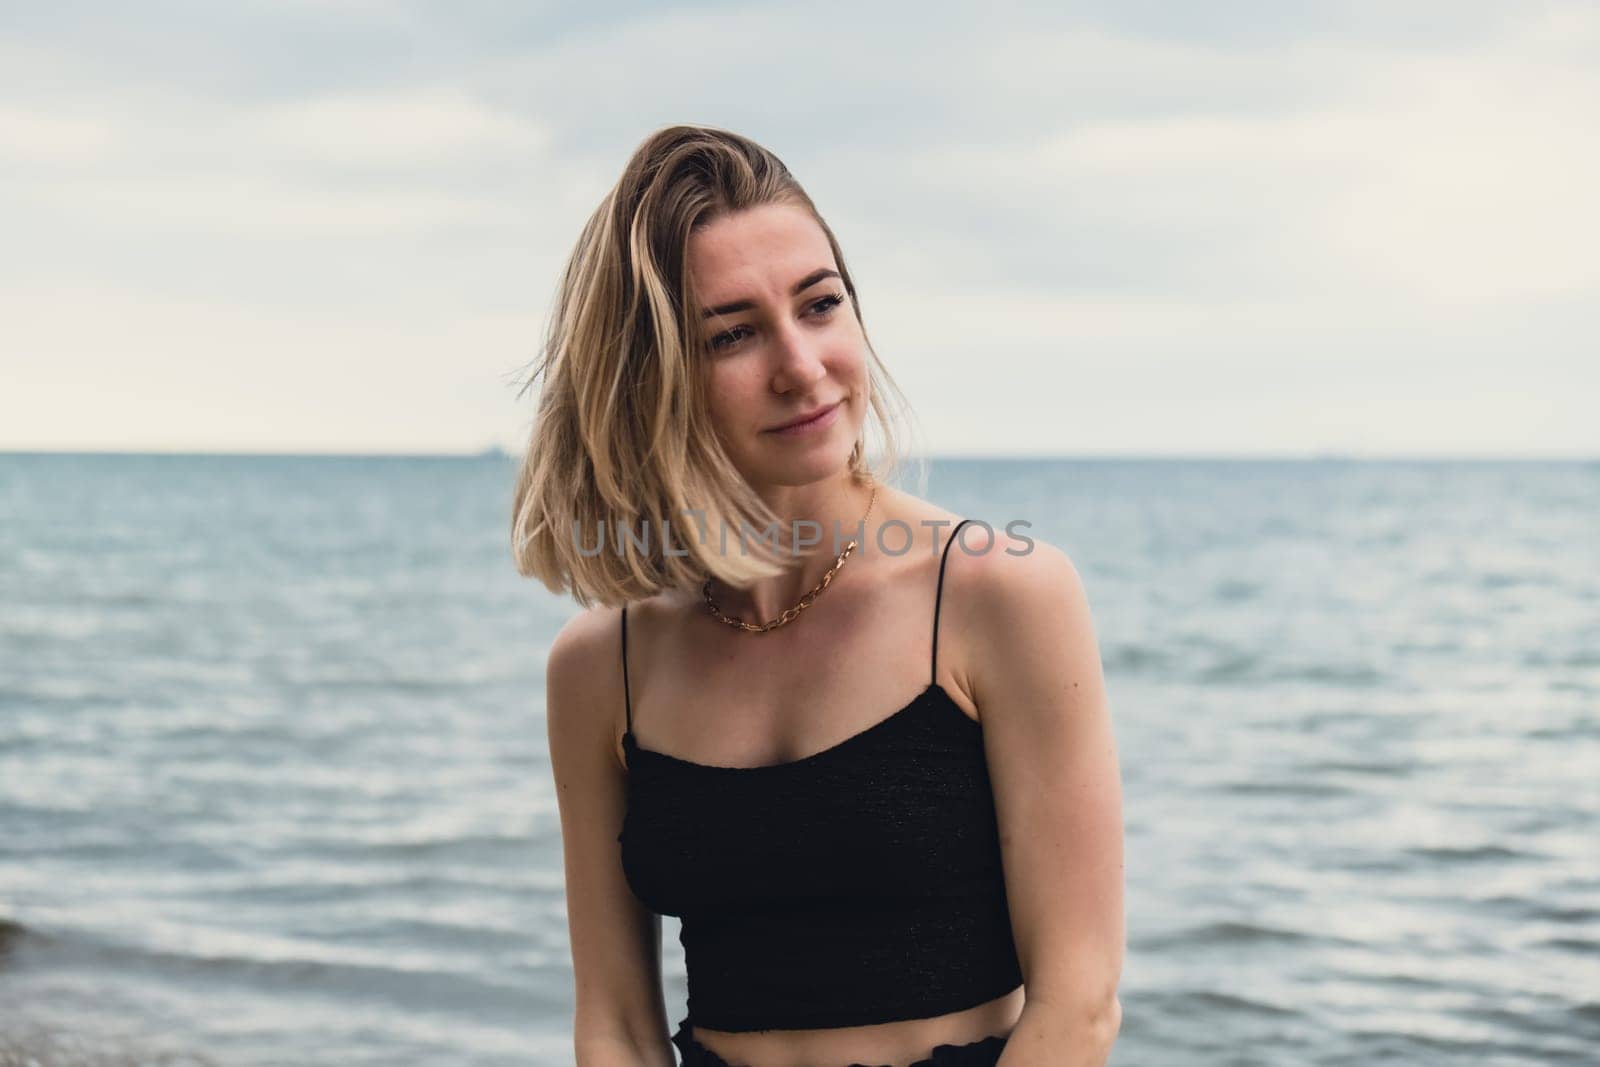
2;1;1595;457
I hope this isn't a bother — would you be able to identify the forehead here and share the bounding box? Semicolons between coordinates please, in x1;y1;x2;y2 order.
687;203;834;298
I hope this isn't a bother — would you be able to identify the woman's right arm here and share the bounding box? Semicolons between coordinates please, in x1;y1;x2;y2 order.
546;606;676;1066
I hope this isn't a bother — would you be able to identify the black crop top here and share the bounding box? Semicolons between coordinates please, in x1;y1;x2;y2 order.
615;518;1025;1032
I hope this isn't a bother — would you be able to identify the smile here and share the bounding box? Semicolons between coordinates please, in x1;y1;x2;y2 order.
766;401;842;436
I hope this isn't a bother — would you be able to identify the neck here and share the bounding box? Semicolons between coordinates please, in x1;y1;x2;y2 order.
709;471;878;624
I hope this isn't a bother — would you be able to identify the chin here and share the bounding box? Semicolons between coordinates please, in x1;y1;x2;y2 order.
745;443;856;488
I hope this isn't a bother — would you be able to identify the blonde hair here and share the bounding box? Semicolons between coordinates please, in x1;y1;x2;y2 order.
510;124;919;608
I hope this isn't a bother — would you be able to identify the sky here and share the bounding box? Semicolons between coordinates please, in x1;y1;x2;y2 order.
2;0;1596;457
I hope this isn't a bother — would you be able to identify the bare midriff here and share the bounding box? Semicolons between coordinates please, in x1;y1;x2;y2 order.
690;984;1024;1067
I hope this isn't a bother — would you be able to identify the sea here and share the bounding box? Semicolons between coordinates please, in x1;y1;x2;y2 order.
0;453;1595;1066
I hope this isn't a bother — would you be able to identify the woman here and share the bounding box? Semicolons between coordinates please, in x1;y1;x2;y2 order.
512;125;1124;1067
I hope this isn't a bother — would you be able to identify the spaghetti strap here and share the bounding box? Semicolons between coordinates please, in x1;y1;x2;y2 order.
932;519;972;685
620;604;633;733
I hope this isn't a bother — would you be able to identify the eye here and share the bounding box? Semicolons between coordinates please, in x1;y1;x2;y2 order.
809;291;846;316
708;325;748;352
706;291;847;352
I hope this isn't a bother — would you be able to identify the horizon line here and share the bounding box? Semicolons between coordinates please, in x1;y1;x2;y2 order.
1;448;1596;462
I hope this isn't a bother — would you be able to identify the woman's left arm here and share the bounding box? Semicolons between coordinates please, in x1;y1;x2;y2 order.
963;537;1125;1066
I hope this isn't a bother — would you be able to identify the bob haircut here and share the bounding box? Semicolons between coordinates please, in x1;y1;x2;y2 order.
510;123;920;608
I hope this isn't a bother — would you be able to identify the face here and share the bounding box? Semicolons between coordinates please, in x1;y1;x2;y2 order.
686;202;867;491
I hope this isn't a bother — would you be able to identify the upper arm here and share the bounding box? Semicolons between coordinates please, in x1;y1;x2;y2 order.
545;606;673;1060
963;536;1125;1028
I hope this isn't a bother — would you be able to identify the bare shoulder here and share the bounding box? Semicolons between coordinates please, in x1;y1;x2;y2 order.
952;525;1086;618
939;526;1100;717
546;603;621;700
545;603;628;768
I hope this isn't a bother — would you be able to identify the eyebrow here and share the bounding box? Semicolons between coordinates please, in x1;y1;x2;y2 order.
700;268;841;319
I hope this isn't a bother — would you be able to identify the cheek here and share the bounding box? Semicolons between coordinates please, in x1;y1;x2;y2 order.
704;366;761;428
831;342;867;389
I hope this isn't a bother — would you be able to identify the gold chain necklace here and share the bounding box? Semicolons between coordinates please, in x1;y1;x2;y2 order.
702;483;878;634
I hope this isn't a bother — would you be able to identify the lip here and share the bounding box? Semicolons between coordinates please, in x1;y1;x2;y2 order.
765;401;842;435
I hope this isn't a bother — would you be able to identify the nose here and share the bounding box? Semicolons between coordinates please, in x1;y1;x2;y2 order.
769;318;828;394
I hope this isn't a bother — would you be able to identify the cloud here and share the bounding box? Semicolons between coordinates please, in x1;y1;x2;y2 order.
3;81;555;236
244;85;552;166
38;171;529;236
0;1;1595;453
2;281;540;451
819;12;1600;308
0;106;120;163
